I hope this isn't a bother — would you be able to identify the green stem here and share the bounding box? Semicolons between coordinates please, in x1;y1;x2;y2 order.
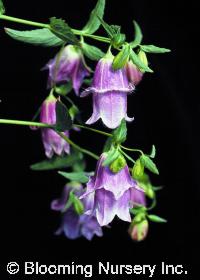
73;124;112;137
0;119;52;128
0;15;49;29
0;15;110;43
120;149;135;164
120;145;144;155
57;131;99;160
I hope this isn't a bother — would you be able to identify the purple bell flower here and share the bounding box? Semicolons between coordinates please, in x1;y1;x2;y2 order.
44;45;90;95
81;53;134;129
51;183;103;240
80;154;144;227
40;94;70;158
126;61;143;86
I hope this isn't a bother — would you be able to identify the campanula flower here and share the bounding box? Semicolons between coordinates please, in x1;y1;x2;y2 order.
81;53;134;129
40;94;70;158
80;153;144;226
44;45;90;95
51;183;103;240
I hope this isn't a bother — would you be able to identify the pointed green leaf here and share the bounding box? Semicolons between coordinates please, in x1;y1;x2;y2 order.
5;28;63;47
69;192;84;215
103;148;120;167
112;44;130;70
81;42;105;61
148;214;167;223
82;0;106;34
112;119;127;144
140;45;171;53
50;17;79;45
30;151;83;171
58;171;89;183
56;100;72;131
98;17;115;37
130;21;143;48
0;0;5;14
149;145;156;158
140;155;159;175
130;49;153;73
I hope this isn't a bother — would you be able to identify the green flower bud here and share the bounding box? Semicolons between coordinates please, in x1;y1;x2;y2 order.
109;154;126;173
138;50;148;73
132;159;144;179
129;219;149;242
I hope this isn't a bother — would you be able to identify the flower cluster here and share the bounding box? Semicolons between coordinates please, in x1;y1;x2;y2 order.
0;0;169;242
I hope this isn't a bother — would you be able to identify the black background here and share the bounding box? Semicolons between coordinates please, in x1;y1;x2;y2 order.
0;0;199;278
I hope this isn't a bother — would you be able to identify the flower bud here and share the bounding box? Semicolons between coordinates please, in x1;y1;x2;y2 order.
126;61;143;85
129;218;149;242
132;159;144;180
40;93;70;158
138;50;148;73
109;154;127;173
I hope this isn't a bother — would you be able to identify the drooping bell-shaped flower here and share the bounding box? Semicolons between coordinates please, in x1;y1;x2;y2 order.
51;183;103;240
40;94;70;158
44;45;90;95
126;61;143;86
81;53;134;129
80;153;144;227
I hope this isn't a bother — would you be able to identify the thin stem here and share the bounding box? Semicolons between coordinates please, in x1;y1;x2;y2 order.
73;124;112;137
147;195;157;211
0;15;110;43
0;15;49;29
120;149;135;164
57;131;99;160
0;119;52;128
72;29;110;43
121;145;144;155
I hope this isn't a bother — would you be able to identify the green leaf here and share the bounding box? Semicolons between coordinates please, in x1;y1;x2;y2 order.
149;145;156;158
30;151;83;171
5;28;63;47
148;214;167;223
140;44;171;53
81;42;105;61
82;0;106;34
112;119;127;144
55;82;72;96
102;148;120;167
130;49;153;73
0;0;5;14
140;155;159;175
58;171;89;183
50;17;79;45
112;44;130;70
130;21;143;48
69;192;84;215
55;100;72;131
